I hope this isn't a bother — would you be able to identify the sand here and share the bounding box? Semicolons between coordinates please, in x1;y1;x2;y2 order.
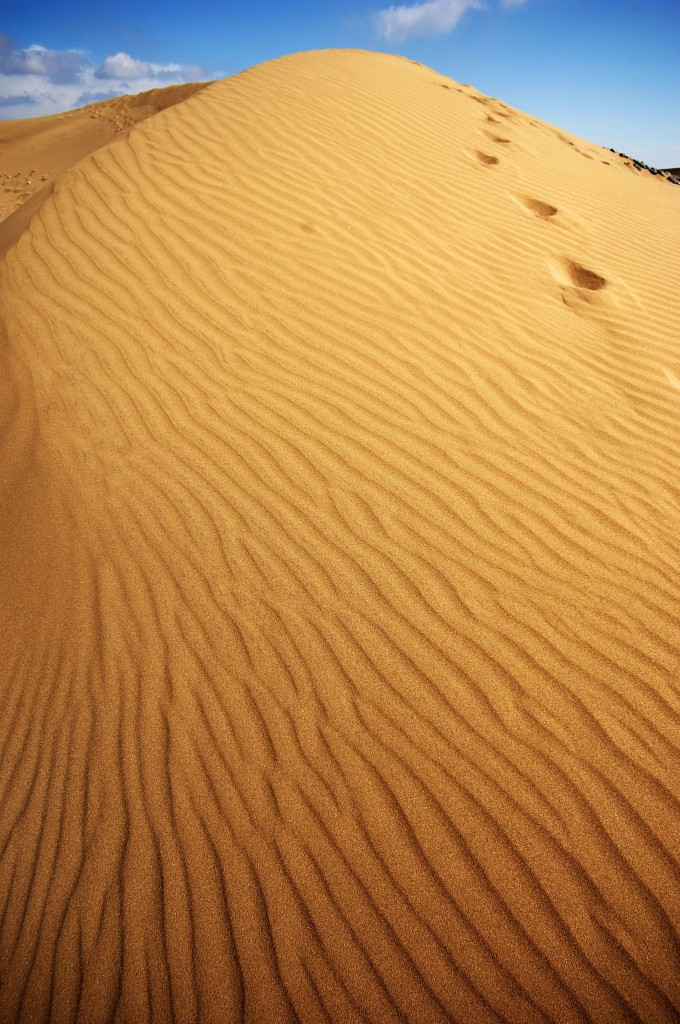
0;49;679;1024
0;82;210;258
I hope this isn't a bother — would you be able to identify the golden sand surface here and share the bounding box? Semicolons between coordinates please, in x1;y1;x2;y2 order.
0;82;210;257
1;49;679;1024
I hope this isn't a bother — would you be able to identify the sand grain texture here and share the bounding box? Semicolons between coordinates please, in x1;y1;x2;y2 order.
1;50;679;1023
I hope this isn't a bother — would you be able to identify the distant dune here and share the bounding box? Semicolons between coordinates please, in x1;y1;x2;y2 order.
1;49;679;1024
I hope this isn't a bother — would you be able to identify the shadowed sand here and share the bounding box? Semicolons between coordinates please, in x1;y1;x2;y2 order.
1;49;679;1024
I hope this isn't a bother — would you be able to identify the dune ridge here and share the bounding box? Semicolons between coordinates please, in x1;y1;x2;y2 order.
1;49;679;1023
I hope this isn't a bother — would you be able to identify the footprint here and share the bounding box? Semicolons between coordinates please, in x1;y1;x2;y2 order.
556;133;595;160
549;256;642;331
548;257;611;318
515;195;558;219
436;78;466;93
472;151;499;166
485;115;501;124
484;132;512;145
563;260;606;291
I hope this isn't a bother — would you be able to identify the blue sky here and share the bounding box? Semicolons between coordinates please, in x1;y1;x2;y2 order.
2;0;679;166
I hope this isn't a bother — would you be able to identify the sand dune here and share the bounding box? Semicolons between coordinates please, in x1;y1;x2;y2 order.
0;82;210;257
1;49;679;1023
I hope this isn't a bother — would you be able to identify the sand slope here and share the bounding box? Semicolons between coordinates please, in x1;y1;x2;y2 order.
1;49;679;1023
0;81;210;257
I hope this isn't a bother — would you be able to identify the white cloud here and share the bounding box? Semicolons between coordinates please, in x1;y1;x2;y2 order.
373;0;529;41
0;38;209;120
0;43;89;84
96;52;152;80
374;0;484;42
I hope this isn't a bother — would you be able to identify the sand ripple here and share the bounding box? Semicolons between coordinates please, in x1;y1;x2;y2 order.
1;50;679;1023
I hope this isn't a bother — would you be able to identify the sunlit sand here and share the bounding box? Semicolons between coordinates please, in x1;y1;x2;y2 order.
1;49;679;1024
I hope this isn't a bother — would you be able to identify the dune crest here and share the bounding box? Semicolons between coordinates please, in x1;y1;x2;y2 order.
1;49;679;1023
